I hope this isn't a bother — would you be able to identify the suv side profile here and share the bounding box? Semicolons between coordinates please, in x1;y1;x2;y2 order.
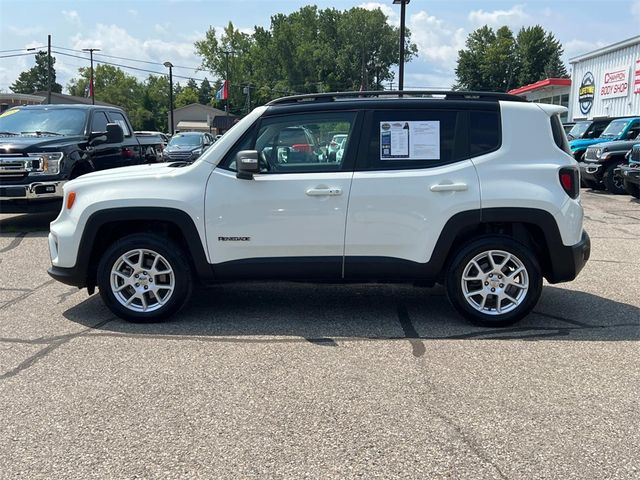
48;91;590;327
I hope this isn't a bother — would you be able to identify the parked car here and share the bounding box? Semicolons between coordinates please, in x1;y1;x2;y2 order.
135;130;169;149
580;130;640;193
48;90;589;328
563;122;575;135
619;144;640;199
163;132;214;162
327;133;348;161
0;105;163;213
568;118;627;161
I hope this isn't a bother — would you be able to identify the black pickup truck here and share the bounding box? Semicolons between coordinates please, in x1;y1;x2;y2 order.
0;104;164;213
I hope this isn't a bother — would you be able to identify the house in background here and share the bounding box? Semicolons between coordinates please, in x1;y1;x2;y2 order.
0;93;44;112
169;103;238;135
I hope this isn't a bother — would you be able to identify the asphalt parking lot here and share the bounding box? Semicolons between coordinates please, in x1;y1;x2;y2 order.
0;190;638;479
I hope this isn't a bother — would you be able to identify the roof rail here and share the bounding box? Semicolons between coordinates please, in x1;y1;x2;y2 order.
266;90;527;105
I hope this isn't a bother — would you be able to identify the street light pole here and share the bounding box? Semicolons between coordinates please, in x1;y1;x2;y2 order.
223;50;234;116
164;62;174;135
393;0;410;91
47;34;52;103
82;48;100;105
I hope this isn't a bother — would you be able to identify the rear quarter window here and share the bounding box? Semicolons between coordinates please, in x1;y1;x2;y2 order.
550;114;571;154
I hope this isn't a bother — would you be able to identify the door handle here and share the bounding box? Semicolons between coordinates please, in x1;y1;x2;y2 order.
306;187;342;196
430;183;468;192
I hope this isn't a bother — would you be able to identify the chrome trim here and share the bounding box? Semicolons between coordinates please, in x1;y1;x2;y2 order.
0;181;66;200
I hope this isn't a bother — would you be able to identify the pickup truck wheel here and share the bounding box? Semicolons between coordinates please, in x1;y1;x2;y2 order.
97;234;192;322
445;236;542;327
603;163;626;195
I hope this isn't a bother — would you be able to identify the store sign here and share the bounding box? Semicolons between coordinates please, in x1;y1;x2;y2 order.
634;59;640;95
600;66;630;99
578;72;595;115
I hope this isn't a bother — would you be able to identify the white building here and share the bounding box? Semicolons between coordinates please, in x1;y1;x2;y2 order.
568;35;640;121
509;78;571;122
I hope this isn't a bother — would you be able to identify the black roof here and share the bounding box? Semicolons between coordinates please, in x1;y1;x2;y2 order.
10;103;124;112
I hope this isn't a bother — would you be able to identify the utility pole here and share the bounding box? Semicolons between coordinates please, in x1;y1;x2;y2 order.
223;50;234;116
47;34;51;103
164;62;174;134
393;0;410;91
82;48;100;104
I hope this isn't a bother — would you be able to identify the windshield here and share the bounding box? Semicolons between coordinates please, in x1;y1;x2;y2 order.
600;120;629;138
0;108;87;136
169;134;202;147
567;121;590;139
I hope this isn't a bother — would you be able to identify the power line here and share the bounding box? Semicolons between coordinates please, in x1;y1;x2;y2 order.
51;50;208;82
0;52;38;59
52;45;202;72
0;46;46;53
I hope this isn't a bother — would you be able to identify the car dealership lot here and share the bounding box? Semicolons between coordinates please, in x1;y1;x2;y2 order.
0;191;638;479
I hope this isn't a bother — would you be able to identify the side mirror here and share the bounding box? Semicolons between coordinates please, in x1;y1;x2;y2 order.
236;150;260;180
89;123;124;145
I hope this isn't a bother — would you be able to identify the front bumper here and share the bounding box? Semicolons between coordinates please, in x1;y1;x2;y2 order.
579;162;603;182
0;181;65;213
546;230;591;284
619;165;640;185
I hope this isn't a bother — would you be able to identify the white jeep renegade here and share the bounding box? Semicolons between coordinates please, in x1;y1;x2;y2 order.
48;91;590;327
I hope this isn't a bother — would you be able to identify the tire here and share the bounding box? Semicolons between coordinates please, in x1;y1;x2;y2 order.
445;236;543;327
603;163;626;195
97;233;193;322
624;179;640;199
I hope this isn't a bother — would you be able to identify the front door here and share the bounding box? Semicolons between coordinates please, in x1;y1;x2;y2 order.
205;110;361;279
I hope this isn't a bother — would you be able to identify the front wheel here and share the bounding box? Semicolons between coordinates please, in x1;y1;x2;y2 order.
603;163;626;195
445;236;543;327
97;234;193;322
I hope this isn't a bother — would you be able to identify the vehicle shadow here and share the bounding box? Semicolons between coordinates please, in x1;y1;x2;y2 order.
0;212;57;236
63;283;639;344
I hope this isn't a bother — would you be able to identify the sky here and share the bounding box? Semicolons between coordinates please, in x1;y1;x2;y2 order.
1;0;639;94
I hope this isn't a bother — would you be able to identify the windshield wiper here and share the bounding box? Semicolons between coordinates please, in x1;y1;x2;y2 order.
20;131;63;136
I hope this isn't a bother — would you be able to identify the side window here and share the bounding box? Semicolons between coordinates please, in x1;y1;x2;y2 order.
108;111;131;137
626;121;640;139
593;123;607;137
223;112;357;174
470;111;501;156
367;109;462;170
91;112;109;133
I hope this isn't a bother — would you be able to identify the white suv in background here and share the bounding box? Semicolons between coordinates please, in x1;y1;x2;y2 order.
48;91;590;327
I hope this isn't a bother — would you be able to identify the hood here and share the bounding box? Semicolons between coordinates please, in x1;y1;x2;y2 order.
586;139;640;152
165;144;201;152
66;162;187;189
569;137;613;150
0;134;85;152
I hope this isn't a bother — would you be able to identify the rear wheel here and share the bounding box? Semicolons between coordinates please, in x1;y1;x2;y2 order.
603;163;626;195
445;236;542;327
97;234;193;322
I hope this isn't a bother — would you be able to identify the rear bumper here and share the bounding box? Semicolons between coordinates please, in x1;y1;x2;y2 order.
546;230;591;284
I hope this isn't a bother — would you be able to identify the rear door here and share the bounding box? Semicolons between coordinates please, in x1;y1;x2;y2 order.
344;105;488;278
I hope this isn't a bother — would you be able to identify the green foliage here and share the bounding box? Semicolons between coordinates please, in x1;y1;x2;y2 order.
455;25;567;92
194;6;417;109
10;52;63;94
198;78;212;105
175;87;199;108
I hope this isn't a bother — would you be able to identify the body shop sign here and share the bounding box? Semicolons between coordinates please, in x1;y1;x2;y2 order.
600;66;630;99
634;59;640;94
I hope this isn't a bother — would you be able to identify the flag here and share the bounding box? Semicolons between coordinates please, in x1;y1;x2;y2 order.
215;80;228;101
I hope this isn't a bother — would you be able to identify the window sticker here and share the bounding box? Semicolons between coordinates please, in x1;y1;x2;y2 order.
380;121;440;160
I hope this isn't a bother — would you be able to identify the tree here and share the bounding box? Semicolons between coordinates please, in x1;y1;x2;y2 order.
516;26;567;86
455;25;568;91
194;6;417;109
10;51;63;94
198;78;212;105
175;87;198;108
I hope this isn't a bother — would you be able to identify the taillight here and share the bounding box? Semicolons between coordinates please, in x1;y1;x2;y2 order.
559;167;579;199
122;147;135;158
291;143;312;153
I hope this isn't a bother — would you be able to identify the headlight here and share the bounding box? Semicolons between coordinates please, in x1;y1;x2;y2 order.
27;152;63;175
192;148;203;156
